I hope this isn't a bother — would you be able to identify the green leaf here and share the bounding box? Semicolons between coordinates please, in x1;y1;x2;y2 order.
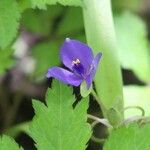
29;80;91;150
114;12;150;82
0;49;15;75
104;124;150;150
0;135;21;150
0;0;21;49
123;86;150;118
31;0;83;9
83;0;124;118
31;41;60;78
57;7;84;36
22;6;63;35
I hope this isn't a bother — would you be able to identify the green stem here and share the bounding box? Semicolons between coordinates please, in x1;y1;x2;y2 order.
83;0;124;122
87;114;112;144
87;114;112;128
4;121;30;138
124;106;145;116
91;89;107;113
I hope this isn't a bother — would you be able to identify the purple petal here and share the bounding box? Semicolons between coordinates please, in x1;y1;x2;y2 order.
60;38;94;71
46;67;82;86
85;53;102;89
85;75;93;89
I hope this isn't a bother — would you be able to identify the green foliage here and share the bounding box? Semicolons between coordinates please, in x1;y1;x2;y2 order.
112;0;140;12
31;0;83;9
124;86;150;118
104;123;150;150
0;0;21;49
22;6;63;35
57;7;84;36
17;0;32;11
115;12;150;82
29;80;91;150
31;41;60;78
0;135;21;150
83;0;124;119
0;49;14;75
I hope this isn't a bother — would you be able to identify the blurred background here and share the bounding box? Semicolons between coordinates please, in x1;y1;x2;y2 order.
1;0;150;149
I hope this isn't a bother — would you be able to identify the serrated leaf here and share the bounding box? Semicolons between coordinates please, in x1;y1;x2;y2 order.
31;41;60;78
0;135;21;150
104;124;150;150
31;0;83;9
29;80;91;150
0;49;15;75
57;7;84;36
0;0;21;49
123;86;150;118
114;12;150;82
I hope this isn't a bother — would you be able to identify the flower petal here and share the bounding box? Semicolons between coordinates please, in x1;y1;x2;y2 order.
85;75;93;89
46;67;82;86
85;53;102;89
60;38;94;71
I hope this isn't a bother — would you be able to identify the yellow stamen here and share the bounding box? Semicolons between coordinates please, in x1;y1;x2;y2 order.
72;59;80;65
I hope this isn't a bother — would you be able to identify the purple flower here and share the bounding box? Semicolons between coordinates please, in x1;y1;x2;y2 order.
46;38;102;89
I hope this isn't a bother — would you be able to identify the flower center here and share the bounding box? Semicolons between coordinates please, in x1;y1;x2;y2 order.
72;59;85;77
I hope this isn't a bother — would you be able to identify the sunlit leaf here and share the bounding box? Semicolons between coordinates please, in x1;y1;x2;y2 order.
29;80;91;150
115;12;150;82
104;123;150;150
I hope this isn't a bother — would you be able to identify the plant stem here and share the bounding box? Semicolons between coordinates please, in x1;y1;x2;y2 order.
124;106;145;116
87;114;112;128
4;121;30;138
91;89;107;113
83;0;124;121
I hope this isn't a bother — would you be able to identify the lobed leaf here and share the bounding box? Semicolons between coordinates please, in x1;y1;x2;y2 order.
29;80;91;150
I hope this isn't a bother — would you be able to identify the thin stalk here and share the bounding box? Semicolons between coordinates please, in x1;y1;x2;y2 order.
83;0;124;123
